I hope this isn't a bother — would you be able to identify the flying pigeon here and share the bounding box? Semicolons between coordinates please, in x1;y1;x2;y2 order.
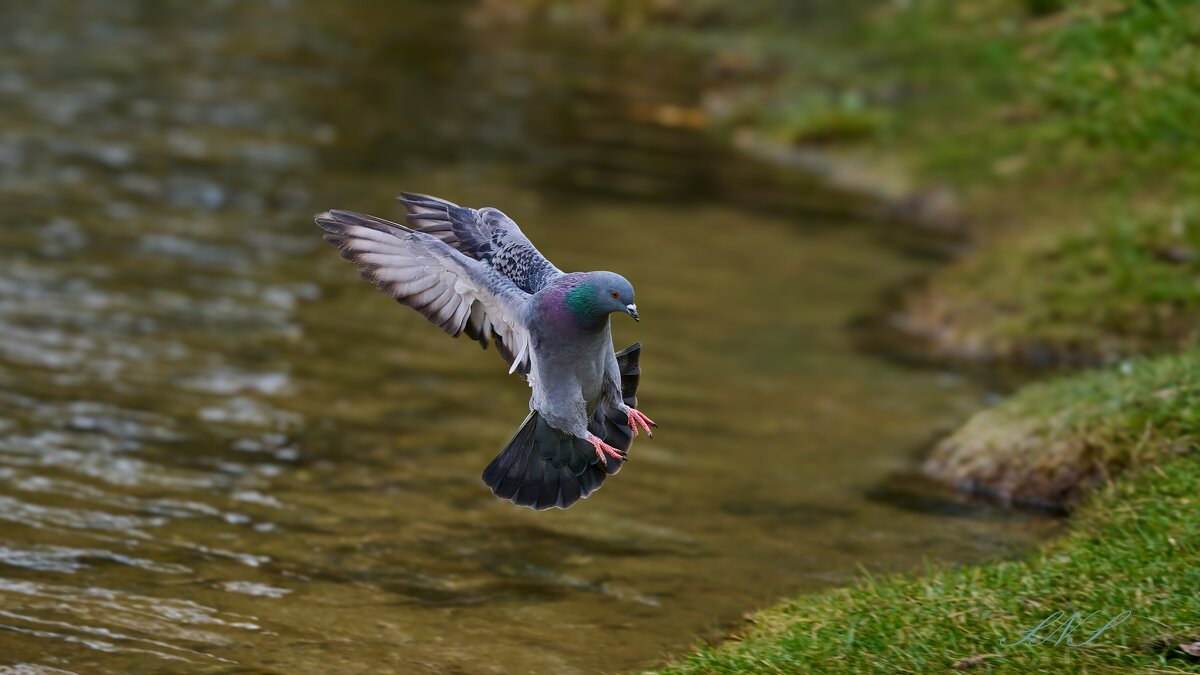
315;193;655;509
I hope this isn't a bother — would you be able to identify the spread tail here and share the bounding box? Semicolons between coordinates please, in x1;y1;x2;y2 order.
482;343;642;510
482;411;607;510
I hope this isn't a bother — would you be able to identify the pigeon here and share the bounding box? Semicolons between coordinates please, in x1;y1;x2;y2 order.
315;193;655;509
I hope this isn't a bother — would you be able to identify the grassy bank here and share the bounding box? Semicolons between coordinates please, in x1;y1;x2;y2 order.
750;0;1200;506
926;349;1200;511
648;353;1200;673
659;456;1200;673
616;0;1200;671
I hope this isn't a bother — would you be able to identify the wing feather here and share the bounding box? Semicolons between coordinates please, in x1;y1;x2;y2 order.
397;193;564;294
316;209;534;375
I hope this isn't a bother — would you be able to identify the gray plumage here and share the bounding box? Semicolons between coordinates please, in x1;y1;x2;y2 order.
398;192;562;295
315;193;651;509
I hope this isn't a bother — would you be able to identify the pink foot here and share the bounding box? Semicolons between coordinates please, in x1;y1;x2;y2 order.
587;433;625;466
627;408;656;438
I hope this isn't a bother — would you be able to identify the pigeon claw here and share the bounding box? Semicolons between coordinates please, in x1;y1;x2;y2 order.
627;408;656;438
587;433;625;466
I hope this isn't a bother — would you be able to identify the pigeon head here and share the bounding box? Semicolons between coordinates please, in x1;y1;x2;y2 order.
564;271;639;326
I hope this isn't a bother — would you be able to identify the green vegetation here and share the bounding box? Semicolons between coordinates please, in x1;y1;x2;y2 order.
767;93;888;146
808;0;1200;363
927;349;1200;510
618;0;1200;671
906;209;1200;367
659;456;1200;673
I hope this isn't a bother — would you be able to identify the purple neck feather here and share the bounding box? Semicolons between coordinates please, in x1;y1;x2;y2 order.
541;274;604;332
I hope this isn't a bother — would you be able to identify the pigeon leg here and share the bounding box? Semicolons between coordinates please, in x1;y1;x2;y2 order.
627;408;656;438
587;433;625;466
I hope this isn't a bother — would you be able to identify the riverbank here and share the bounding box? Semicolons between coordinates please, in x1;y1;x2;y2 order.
740;0;1200;506
655;351;1200;671
660;457;1200;673
616;0;1200;670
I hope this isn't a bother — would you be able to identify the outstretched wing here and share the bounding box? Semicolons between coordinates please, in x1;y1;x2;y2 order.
397;193;563;294
316;209;534;375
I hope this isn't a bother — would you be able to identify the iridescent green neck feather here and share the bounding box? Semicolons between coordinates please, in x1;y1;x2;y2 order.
564;282;599;320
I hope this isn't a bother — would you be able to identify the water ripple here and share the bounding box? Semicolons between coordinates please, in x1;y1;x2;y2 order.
0;546;189;575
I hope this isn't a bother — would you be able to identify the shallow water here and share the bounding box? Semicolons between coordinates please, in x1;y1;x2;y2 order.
0;2;1052;673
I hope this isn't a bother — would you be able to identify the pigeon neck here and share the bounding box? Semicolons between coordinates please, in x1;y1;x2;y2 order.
546;278;606;332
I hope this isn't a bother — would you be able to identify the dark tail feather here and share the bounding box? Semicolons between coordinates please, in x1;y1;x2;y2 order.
482;411;606;510
483;343;643;509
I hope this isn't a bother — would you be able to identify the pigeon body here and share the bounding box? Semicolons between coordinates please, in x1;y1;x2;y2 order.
315;193;654;509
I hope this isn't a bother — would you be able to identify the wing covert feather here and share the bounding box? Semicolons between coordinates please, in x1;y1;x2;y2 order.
397;193;563;294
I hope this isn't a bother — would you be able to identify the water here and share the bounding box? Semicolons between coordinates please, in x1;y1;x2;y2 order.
0;2;1052;673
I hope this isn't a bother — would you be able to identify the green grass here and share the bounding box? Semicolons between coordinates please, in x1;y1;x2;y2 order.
657;456;1200;673
907;206;1200;366
635;0;1200;363
1043;1;1200;153
860;0;1200;363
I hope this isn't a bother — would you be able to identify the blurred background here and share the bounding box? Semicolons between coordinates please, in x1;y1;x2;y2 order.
0;2;1058;673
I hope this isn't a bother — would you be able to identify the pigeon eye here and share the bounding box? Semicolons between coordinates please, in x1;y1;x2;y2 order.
610;290;620;299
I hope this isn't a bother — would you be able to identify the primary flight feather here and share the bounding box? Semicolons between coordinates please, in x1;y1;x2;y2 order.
315;193;655;509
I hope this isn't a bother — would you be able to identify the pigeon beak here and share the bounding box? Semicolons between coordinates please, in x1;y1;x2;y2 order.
625;304;639;321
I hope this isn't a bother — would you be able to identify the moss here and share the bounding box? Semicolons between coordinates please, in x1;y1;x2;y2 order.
901;206;1200;366
926;348;1200;510
764;91;889;145
655;456;1200;673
